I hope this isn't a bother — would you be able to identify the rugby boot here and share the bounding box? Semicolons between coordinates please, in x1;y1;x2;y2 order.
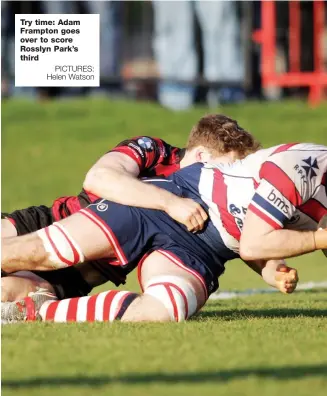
1;288;57;324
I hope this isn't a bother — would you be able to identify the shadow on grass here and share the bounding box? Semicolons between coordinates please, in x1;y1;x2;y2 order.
196;308;327;321
2;364;327;388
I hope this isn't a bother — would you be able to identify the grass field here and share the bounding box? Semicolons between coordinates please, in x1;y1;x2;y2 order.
2;98;327;396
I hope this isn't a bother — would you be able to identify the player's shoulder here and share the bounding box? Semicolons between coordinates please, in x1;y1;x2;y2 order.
263;143;327;174
117;136;180;155
203;147;275;180
267;143;327;160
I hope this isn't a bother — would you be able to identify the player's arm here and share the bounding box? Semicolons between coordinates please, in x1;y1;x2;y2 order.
240;161;322;260
240;211;317;260
244;259;298;294
83;140;207;232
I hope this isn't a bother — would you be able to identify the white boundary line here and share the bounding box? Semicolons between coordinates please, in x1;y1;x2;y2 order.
209;280;327;300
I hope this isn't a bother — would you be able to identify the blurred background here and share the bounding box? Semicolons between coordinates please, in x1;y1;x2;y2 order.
2;0;327;109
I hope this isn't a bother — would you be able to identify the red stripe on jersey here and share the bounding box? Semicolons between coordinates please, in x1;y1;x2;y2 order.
111;146;143;169
154;163;180;177
66;298;79;321
147;138;164;169
86;295;98;322
299;199;327;223
248;203;282;230
103;291;120;321
259;161;302;207
45;301;59;321
212;170;241;240
52;196;83;221
272;143;298;154
322;173;326;186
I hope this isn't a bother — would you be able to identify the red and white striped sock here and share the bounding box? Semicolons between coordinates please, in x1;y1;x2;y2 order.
39;290;138;322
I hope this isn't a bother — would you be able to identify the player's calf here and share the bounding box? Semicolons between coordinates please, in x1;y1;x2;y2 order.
1;289;139;323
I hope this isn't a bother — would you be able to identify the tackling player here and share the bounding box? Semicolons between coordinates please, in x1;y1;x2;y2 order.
5;143;326;321
1;153;301;323
238;143;327;260
173;143;327;259
1;114;260;302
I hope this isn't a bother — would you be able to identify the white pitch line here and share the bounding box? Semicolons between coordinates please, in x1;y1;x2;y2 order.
209;280;327;300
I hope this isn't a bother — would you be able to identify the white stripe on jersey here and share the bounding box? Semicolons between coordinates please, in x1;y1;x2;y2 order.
198;167;240;253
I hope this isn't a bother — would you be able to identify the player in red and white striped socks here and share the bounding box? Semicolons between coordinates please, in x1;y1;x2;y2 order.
2;289;139;323
39;290;138;322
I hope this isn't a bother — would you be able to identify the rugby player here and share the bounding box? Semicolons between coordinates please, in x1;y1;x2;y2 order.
178;143;327;260
1;114;260;302
238;143;327;260
1;150;301;323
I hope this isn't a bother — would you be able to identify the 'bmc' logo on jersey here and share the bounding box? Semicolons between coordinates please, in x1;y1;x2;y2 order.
267;189;290;215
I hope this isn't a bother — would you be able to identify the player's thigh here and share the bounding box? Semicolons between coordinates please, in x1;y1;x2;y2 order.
1;219;17;238
1;271;55;302
45;212;116;260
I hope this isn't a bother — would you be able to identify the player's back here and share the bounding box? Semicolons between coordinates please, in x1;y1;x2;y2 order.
171;143;327;253
169;147;276;253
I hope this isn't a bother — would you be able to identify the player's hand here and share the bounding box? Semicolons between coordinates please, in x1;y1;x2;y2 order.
164;196;208;232
275;264;299;294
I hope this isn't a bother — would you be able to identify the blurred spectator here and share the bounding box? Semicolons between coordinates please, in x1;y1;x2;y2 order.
42;1;123;97
87;1;123;93
152;0;245;110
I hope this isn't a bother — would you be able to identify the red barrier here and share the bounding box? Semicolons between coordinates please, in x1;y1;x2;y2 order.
253;0;327;105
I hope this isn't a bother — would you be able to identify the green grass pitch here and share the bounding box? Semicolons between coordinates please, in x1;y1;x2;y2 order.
2;98;327;396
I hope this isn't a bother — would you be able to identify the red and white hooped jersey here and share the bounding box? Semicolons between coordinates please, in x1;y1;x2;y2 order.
198;143;327;253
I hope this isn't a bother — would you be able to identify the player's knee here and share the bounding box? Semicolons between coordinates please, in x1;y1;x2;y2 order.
143;275;198;322
37;223;85;269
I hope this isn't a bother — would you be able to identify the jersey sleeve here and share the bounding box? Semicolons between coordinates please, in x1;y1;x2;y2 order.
248;160;305;229
110;136;164;171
